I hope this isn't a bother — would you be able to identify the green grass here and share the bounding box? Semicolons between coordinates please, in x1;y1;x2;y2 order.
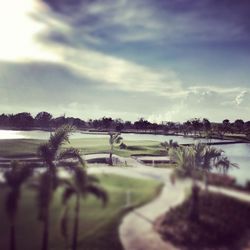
0;174;162;250
0;138;165;158
152;163;176;169
0;139;43;157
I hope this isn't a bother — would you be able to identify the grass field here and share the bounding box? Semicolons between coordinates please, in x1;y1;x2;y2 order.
0;174;162;250
0;138;165;158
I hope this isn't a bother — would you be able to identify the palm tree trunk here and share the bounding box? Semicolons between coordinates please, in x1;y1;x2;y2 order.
41;214;49;250
188;183;200;222
10;224;16;250
109;145;113;166
72;196;80;250
204;172;209;191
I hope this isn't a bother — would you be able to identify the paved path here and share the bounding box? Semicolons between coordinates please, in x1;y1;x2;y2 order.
119;179;191;250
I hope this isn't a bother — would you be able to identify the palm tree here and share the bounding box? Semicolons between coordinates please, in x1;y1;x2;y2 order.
171;146;200;221
161;139;178;162
172;143;237;222
215;155;238;175
4;161;32;250
108;132;122;165
194;143;238;189
60;165;108;250
36;125;85;250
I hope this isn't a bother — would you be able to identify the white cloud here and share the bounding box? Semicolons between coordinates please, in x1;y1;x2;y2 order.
57;46;183;96
235;90;247;105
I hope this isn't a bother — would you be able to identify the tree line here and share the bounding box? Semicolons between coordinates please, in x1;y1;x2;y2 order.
0;112;250;139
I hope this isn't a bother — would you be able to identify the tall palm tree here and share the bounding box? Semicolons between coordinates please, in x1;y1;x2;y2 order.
60;165;108;250
108;132;122;166
4;161;32;250
36;125;85;250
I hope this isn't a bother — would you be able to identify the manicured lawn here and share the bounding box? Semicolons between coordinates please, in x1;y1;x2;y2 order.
0;139;43;157
0;174;162;250
157;192;250;250
0;138;165;158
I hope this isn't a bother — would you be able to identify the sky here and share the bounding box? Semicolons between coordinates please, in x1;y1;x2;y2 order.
0;0;250;122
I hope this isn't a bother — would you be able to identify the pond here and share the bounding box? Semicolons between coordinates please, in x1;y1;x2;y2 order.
0;130;249;185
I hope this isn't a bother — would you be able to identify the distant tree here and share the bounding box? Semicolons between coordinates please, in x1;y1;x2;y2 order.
10;112;34;128
244;121;250;130
244;121;250;139
108;132;123;165
60;166;108;250
214;119;231;138
190;118;202;136
134;118;151;131
115;122;124;132
35;112;53;128
72;118;85;129
161;139;178;161
234;119;244;133
223;119;230;125
182;120;192;135
150;123;158;133
101;117;113;130
91;119;100;129
124;121;132;130
222;119;231;132
202;118;211;132
4;161;32;250
0;113;10;126
52;115;67;128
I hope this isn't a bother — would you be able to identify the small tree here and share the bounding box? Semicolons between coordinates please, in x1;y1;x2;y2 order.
172;143;237;222
161;139;178;162
60;165;108;250
108;132;123;166
4;161;32;250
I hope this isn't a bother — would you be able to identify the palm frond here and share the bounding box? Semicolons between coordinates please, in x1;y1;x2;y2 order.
73;166;88;192
86;184;108;207
115;136;123;144
37;143;53;165
215;156;238;174
109;132;122;145
62;186;75;205
4;161;32;187
49;125;74;156
87;175;100;183
58;147;85;167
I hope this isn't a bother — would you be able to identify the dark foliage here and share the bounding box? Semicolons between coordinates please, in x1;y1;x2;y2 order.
157;192;250;250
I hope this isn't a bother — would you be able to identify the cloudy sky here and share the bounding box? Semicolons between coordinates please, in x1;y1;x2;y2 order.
0;0;250;122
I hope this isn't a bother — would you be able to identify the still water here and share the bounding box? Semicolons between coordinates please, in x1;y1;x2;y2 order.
0;130;249;185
